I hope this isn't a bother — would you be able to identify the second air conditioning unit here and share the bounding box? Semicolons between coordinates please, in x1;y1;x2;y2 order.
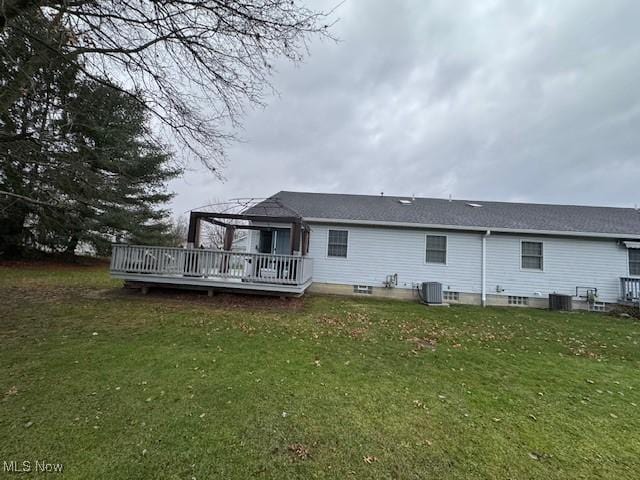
421;282;443;304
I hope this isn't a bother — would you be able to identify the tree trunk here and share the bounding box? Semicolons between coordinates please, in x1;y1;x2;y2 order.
0;205;27;257
65;235;79;255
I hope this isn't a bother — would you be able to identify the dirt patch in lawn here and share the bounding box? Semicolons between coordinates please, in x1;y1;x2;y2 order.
0;257;109;269
119;287;307;311
407;336;438;351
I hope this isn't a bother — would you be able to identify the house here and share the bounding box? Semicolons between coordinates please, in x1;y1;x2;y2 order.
110;191;640;309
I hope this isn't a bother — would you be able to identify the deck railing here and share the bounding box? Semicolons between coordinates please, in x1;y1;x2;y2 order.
621;277;640;303
110;244;313;286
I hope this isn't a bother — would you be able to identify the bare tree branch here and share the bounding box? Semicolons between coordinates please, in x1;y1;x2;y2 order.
2;0;338;172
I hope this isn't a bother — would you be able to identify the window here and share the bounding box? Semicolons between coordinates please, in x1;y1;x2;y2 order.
328;230;348;258
508;296;529;306
425;235;447;264
521;241;543;270
630;249;640;276
443;291;459;301
353;285;373;294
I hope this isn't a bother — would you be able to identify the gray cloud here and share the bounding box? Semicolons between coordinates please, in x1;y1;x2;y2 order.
169;0;640;215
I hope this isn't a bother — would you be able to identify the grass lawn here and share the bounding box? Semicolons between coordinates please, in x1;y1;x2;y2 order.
1;262;639;479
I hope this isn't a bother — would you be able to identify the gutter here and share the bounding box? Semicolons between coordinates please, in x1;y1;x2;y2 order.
482;230;491;307
303;217;640;240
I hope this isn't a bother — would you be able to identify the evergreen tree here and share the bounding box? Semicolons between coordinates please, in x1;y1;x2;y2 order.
0;15;181;257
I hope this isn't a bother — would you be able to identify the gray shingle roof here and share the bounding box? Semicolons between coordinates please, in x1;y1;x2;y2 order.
248;191;640;238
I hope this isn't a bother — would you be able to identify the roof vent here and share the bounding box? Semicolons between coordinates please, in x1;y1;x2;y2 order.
398;199;412;205
466;202;483;208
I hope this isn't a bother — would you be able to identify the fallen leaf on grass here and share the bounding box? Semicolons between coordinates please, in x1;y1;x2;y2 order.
363;455;378;464
4;386;18;397
407;337;437;351
528;451;553;461
288;443;311;460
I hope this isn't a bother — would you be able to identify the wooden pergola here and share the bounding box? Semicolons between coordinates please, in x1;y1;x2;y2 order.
186;211;310;255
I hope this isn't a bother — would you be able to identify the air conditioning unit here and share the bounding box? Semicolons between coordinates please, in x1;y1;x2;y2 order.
549;293;572;311
421;282;443;304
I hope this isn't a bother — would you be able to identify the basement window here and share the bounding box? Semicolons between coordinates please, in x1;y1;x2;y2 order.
521;241;543;270
508;296;529;306
353;285;373;295
443;291;459;301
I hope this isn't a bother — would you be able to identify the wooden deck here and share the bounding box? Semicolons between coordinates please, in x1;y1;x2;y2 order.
110;245;313;295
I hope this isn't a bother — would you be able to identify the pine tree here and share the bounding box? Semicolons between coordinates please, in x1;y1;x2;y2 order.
0;15;181;257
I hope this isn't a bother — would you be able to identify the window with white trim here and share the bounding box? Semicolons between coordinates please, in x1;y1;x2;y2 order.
327;230;348;258
521;241;543;270
630;249;640;276
425;235;447;264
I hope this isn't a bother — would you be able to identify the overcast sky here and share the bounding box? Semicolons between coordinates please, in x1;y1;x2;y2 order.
168;0;640;216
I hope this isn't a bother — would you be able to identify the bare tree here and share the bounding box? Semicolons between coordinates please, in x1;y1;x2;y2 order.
1;1;336;173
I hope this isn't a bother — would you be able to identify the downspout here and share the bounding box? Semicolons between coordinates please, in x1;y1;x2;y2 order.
482;230;491;307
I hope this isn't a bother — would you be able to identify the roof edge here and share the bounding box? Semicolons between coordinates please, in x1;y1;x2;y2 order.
277;190;638;212
303;217;640;240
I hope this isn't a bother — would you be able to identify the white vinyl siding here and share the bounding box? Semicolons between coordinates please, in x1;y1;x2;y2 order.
630;249;640;276
308;225;629;304
426;235;447;264
308;225;482;294
521;241;543;270
327;230;348;258
487;234;627;303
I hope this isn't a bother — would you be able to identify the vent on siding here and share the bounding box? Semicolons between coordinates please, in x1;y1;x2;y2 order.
443;291;459;301
508;296;528;306
353;285;373;295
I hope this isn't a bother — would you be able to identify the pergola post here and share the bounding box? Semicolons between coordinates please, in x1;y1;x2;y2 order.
290;222;301;255
187;212;201;248
221;225;235;273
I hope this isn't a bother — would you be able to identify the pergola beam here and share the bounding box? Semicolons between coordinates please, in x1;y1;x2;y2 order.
186;211;308;247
